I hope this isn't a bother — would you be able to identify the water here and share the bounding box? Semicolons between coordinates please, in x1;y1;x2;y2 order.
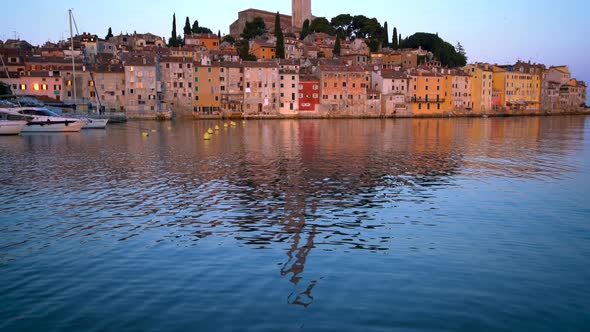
1;116;589;331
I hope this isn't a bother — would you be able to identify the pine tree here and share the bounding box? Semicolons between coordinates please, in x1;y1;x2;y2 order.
275;12;285;59
383;21;389;48
392;27;398;49
192;20;199;33
170;13;178;47
333;35;341;57
184;17;192;36
105;27;113;40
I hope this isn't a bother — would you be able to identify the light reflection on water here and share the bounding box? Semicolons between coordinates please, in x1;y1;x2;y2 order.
1;116;589;331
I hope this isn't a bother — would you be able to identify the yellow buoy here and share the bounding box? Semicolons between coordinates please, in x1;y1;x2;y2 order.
215;125;220;130
142;132;149;137
224;123;229;128
151;129;157;133
203;133;211;140
207;128;213;134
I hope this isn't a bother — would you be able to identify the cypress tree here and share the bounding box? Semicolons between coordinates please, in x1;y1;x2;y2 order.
105;27;113;40
333;35;341;57
192;20;199;33
170;13;178;47
383;21;389;48
300;19;310;40
392;27;398;49
398;33;402;48
184;17;191;36
218;30;221;39
275;12;285;59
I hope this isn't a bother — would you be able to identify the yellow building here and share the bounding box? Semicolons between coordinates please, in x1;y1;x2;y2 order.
464;64;493;113
250;40;276;60
193;63;221;115
409;69;447;115
492;61;542;112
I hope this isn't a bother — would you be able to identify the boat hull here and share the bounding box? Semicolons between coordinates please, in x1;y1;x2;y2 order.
21;120;86;132
82;118;109;129
0;120;28;135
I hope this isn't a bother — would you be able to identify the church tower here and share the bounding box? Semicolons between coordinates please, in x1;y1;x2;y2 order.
292;0;312;29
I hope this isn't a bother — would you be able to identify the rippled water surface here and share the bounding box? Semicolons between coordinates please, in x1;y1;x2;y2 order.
1;117;590;331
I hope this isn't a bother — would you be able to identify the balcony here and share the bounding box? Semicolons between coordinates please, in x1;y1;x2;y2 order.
411;95;445;103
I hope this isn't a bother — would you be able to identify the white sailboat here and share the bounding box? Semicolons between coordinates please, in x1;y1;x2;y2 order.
68;9;108;129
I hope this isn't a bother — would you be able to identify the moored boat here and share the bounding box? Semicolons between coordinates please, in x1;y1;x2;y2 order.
0;120;28;135
0;107;85;132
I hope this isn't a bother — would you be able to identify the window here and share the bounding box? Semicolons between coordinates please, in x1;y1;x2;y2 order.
299;93;303;98
195;77;199;82
208;68;212;73
313;93;318;98
179;63;183;69
42;84;48;90
166;63;170;69
313;85;318;90
292;93;295;100
195;86;199;92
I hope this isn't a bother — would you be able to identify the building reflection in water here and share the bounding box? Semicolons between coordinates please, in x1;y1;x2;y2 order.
1;116;586;307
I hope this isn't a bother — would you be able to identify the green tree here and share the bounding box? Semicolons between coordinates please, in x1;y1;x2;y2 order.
192;20;199;33
105;27;113;40
383;21;389;48
218;30;221;39
241;17;267;40
169;13;178;47
398;33;402;48
222;35;236;44
401;32;467;67
392;27;398;49
300;19;310;40
275;12;285;59
330;14;353;39
184;17;191;36
309;17;335;35
333;35;341;56
238;41;257;61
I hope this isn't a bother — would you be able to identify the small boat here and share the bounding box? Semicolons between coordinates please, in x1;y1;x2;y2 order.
82;117;109;129
1;107;85;132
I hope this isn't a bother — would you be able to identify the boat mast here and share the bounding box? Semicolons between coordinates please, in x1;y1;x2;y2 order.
69;9;77;107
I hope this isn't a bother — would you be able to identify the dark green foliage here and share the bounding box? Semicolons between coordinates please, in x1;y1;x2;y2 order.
169;13;179;47
333;35;341;56
383;22;389;48
218;30;221;39
191;20;212;34
241;17;267;40
300;19;310;40
392;27;398;49
400;32;467;67
330;14;353;39
275;12;285;59
105;27;113;40
238;42;257;61
365;38;380;52
0;81;12;96
309;17;335;35
184;17;191;36
222;35;236;44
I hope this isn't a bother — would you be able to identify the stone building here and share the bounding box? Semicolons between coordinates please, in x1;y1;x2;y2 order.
230;9;292;37
292;0;312;29
160;56;194;116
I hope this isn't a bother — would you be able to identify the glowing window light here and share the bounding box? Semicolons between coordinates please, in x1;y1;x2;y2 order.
33;83;40;91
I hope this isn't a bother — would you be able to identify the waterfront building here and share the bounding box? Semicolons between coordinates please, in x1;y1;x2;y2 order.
409;69;446;115
451;70;473;111
93;64;126;112
492;61;542;112
242;61;280;115
279;68;299;114
160;56;194;116
298;75;320;112
193;63;221;115
121;54;160;117
464;64;493;113
374;70;410;116
218;62;244;114
319;65;371;115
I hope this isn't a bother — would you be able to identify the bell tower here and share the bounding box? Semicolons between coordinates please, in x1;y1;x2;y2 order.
292;0;312;29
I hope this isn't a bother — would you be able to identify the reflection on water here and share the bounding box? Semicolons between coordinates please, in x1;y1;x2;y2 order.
1;116;589;331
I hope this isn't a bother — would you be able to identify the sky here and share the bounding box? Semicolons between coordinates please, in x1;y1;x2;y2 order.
2;0;589;92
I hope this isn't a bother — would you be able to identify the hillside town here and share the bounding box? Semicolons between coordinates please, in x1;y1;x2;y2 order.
0;0;587;119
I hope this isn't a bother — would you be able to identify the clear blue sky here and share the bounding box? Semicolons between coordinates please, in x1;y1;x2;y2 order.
2;0;589;90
